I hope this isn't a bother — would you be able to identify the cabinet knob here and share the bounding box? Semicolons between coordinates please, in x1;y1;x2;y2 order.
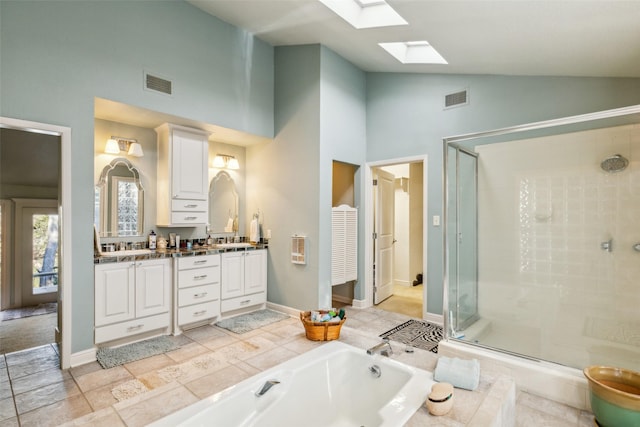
194;292;207;298
194;274;207;280
193;310;206;316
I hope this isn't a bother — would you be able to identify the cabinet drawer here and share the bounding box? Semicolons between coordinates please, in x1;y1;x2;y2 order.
170;211;208;225
221;292;266;313
178;266;219;288
95;312;170;344
178;254;220;270
178;284;219;307
171;199;207;212
178;302;220;326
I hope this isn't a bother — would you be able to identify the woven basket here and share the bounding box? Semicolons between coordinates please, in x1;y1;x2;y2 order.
300;311;346;341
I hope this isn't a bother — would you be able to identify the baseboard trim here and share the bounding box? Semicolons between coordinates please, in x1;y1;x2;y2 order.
351;298;367;309
266;301;302;318
70;347;97;368
425;312;444;326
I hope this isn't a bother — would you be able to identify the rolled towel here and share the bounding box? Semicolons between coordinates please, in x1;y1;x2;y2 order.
434;357;480;391
249;218;260;243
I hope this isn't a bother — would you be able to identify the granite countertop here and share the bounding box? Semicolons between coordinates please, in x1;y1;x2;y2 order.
94;243;268;264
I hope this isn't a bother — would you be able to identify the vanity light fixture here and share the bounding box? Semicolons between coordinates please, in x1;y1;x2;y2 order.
213;154;240;170
104;136;144;157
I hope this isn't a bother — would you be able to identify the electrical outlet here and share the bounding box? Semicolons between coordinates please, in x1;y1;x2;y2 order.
433;215;440;226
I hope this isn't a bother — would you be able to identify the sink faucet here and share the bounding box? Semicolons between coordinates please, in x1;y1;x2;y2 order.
367;338;393;357
255;379;280;397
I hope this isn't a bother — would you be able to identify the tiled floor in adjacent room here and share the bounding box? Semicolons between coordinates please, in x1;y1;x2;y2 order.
0;307;595;426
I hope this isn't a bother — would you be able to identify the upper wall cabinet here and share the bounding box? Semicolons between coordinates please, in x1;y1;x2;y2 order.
155;123;210;227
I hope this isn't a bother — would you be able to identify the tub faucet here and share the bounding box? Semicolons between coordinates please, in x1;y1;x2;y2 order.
255;379;280;397
367;338;393;357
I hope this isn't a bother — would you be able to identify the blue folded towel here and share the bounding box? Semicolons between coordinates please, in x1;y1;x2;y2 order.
434;357;480;391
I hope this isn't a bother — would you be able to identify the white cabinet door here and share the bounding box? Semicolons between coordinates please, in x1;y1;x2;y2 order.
155;123;209;226
221;252;244;299
135;259;171;318
171;128;209;201
244;250;266;295
95;262;135;326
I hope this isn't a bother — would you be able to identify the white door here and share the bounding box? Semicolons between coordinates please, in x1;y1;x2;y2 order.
15;200;59;307
135;259;171;318
221;252;244;299
95;262;135;326
244;250;266;295
374;168;395;304
172;129;208;200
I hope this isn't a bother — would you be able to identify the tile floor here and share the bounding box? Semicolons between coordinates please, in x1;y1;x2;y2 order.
0;306;595;426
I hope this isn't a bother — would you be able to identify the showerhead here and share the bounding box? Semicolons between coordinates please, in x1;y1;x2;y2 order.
600;154;628;173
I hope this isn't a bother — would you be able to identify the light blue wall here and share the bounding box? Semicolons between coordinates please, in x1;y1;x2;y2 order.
318;46;367;306
251;44;366;311
248;45;321;310
0;0;274;352
366;73;640;315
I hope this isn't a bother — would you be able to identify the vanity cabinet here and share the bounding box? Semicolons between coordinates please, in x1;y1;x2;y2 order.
175;254;221;331
155;123;210;227
94;258;171;344
220;249;267;313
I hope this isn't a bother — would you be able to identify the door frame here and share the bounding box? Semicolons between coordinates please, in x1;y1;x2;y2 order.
0;116;72;369
364;155;428;318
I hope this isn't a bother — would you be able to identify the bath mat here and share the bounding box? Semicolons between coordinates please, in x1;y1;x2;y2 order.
96;336;180;369
379;319;443;353
0;302;57;321
215;309;290;334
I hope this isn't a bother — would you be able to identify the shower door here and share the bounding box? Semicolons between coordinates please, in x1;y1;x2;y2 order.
446;145;479;332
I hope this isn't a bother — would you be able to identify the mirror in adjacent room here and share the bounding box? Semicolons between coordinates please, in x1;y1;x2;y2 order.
95;157;144;237
208;171;238;234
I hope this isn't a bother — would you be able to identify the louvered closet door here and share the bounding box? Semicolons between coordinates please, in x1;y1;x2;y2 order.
332;210;346;286
344;209;357;281
331;205;358;286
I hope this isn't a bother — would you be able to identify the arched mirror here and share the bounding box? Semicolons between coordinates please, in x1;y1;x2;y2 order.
95;158;144;237
208;171;238;234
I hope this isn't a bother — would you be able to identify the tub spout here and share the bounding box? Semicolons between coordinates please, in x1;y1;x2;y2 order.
367;338;393;357
255;379;280;397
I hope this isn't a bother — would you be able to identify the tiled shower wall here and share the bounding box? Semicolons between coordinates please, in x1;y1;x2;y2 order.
475;123;640;370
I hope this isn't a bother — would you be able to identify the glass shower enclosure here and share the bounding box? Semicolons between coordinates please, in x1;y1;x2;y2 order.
444;105;640;372
446;145;478;334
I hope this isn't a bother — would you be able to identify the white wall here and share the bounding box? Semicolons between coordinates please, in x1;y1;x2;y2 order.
476;123;640;369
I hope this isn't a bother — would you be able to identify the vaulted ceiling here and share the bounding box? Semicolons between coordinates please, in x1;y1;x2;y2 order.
189;0;640;78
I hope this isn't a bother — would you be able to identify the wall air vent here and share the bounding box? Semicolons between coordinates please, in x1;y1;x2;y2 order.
144;72;172;95
444;89;469;109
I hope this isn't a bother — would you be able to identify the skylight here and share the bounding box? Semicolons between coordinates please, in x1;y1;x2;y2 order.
318;0;408;29
379;41;448;64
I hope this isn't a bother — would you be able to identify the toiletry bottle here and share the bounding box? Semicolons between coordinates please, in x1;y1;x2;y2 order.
149;230;157;250
207;234;213;246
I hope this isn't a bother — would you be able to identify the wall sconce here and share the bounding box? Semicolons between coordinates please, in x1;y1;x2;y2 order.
104;136;144;157
212;154;239;170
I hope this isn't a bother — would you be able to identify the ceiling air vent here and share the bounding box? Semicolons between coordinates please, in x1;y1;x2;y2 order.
444;89;469;109
144;72;172;95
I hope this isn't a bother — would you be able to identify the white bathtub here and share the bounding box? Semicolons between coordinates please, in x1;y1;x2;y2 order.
150;341;435;427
